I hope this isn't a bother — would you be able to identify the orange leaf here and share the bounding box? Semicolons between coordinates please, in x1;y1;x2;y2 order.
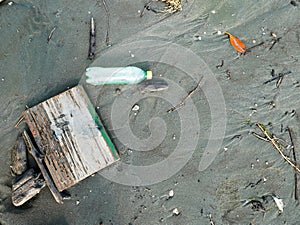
224;31;246;53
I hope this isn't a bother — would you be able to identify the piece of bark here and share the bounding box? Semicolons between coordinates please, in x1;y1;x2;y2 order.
11;137;27;176
12;169;46;206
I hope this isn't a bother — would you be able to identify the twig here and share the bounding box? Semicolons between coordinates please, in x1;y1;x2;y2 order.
140;0;154;17
269;37;282;50
287;126;299;201
244;178;263;189
276;74;284;88
167;78;202;113
102;0;110;46
47;26;56;43
216;59;224;69
88;17;96;60
246;41;265;52
271;69;275;77
225;69;231;79
256;123;300;173
263;71;291;85
251;131;269;142
14;116;25;128
209;213;215;225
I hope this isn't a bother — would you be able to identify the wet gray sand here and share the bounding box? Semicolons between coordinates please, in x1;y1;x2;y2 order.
1;0;300;224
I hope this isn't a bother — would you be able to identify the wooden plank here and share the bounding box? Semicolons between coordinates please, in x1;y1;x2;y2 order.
23;85;119;192
22;130;64;204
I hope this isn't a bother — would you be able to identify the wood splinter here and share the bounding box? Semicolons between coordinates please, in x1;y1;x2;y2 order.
22;130;64;204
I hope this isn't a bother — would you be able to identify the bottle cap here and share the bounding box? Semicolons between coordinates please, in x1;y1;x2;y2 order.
146;70;153;80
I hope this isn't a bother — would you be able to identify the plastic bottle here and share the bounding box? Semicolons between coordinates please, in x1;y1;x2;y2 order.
85;66;152;85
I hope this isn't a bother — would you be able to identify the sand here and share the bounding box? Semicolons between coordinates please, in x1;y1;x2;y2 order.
1;0;300;224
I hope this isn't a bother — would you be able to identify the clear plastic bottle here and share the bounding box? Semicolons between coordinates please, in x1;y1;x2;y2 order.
85;66;152;85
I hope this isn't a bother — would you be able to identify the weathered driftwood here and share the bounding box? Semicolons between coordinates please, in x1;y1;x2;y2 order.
22;85;119;193
22;130;64;204
11;137;27;176
138;79;169;93
12;168;46;206
12;168;35;190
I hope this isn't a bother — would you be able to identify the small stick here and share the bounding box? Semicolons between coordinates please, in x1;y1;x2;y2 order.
102;0;110;46
140;0;159;17
167;78;202;113
251;131;270;142
47;26;56;43
269;37;282;50
263;71;291;85
88;17;96;60
14;116;25;128
256;123;300;173
225;69;231;79
22;130;64;204
246;41;265;52
209;213;215;225
276;74;284;88
216;59;224;69
287;126;299;201
271;69;275;77
140;0;152;17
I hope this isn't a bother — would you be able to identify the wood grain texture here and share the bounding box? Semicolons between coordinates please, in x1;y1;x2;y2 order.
23;85;119;192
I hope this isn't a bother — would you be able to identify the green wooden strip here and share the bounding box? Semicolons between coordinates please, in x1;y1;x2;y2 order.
87;104;119;160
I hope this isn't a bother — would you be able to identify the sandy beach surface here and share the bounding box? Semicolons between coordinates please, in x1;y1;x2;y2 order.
1;0;300;224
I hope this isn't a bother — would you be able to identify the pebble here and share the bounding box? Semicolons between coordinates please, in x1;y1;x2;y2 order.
172;208;180;215
115;88;121;95
128;50;134;58
168;189;174;197
132;104;140;111
271;32;277;38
